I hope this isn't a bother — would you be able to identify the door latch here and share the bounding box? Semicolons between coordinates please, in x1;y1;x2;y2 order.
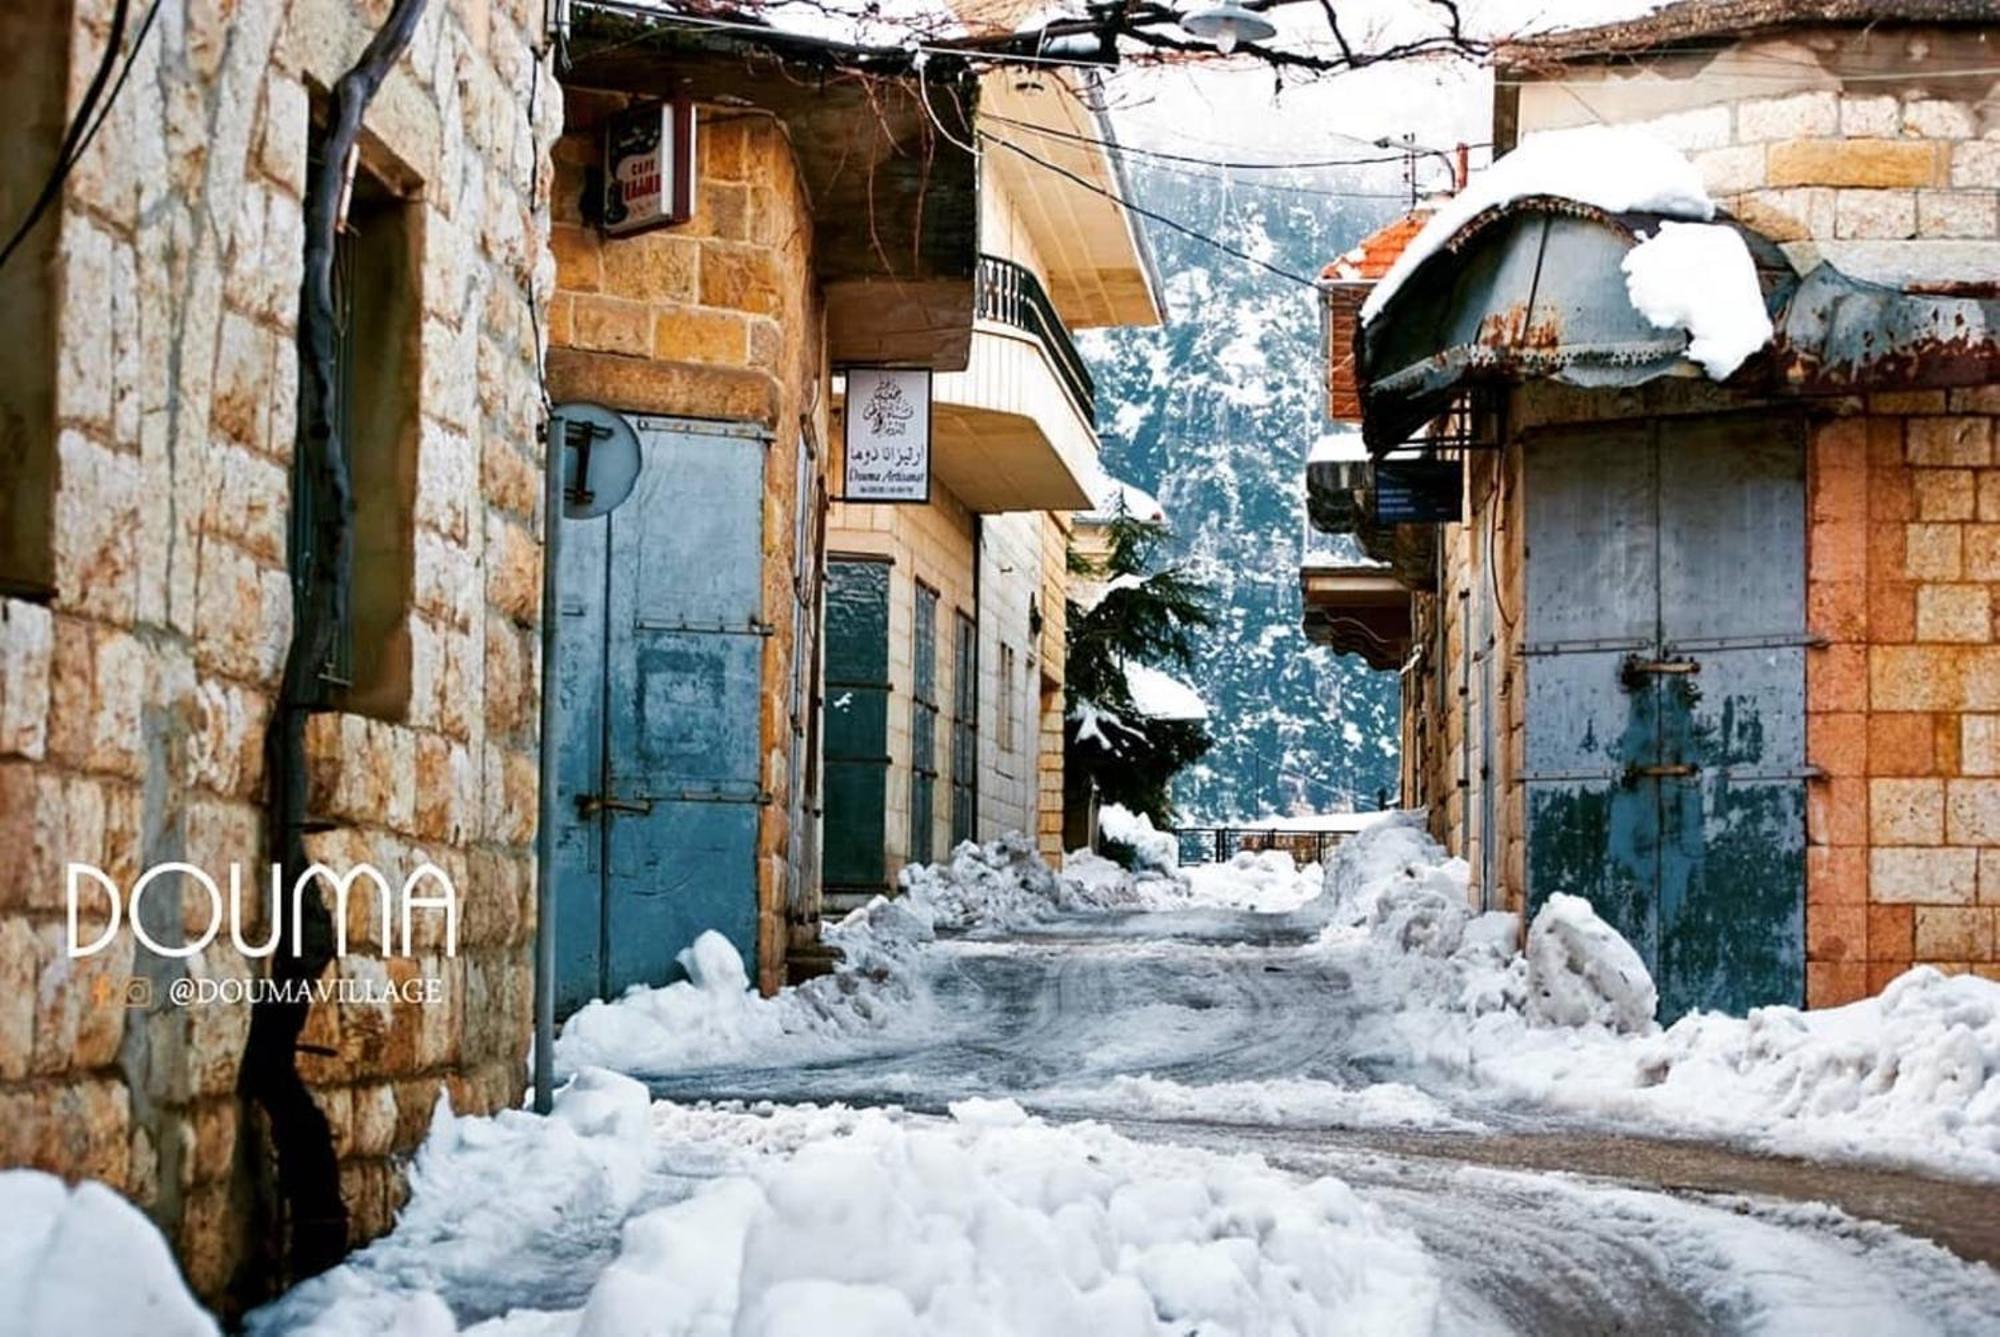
1620;654;1699;691
1623;762;1699;786
577;793;654;818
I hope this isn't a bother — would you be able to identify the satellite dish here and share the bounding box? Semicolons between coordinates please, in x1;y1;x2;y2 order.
1179;3;1277;54
548;402;642;519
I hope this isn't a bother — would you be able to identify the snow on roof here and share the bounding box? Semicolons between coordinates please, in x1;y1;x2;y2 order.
1122;661;1209;723
1308;428;1369;464
1359;125;1714;325
1620;220;1774;380
1080;473;1166;525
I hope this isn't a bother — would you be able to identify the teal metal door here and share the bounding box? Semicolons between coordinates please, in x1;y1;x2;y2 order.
823;558;891;902
554;417;767;1016
950;612;978;847
1524;416;1806;1022
910;583;940;867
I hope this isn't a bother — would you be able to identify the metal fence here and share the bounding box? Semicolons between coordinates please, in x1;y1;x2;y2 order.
1169;827;1354;869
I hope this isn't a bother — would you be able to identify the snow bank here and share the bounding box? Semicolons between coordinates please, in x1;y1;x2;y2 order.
1360;125;1714;323
268;1095;1442;1337
1306;816;2000;1179
556;835;1157;1078
1524;892;1658;1033
0;1171;219;1337
1621;219;1773;379
1182;849;1323;913
1040;1073;1484;1134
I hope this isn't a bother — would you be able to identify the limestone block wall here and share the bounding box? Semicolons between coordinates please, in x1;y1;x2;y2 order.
1036;512;1071;861
977;511;1045;840
1509;24;1999;287
0;0;555;1311
1804;395;2000;1004
828;487;979;877
546;95;831;994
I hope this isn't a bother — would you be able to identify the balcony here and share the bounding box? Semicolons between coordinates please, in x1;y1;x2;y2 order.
919;255;1102;513
974;256;1096;429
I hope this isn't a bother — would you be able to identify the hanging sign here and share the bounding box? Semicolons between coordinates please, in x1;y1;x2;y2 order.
602;99;696;236
841;368;932;503
1372;459;1462;525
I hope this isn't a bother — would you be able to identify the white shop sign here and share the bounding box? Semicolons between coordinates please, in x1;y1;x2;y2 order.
841;368;932;504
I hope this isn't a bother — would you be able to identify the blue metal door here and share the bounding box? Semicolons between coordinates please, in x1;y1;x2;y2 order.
1524;417;1805;1021
554;416;767;1015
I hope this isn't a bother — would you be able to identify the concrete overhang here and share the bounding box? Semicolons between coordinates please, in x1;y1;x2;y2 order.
980;76;1162;330
1301;565;1413;672
564;8;981;370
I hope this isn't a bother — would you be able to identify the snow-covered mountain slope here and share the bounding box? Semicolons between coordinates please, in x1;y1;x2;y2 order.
1079;163;1404;820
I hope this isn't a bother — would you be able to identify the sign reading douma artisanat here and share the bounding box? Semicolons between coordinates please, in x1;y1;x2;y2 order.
841;367;933;502
602;99;696;236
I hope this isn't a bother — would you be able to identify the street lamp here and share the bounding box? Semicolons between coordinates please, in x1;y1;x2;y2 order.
1179;3;1277;54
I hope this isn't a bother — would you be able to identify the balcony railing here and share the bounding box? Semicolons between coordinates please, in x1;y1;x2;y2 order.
974;254;1097;430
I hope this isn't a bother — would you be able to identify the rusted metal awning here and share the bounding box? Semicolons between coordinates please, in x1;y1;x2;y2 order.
1300;565;1413;671
1770;264;1999;393
1355;198;1795;450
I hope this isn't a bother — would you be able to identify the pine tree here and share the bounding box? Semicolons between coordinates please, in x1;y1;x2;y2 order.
1064;502;1217;828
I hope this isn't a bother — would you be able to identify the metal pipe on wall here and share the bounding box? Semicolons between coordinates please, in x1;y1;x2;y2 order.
531;419;564;1116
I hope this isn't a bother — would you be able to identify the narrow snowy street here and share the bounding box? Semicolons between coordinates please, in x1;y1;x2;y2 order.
232;825;2000;1336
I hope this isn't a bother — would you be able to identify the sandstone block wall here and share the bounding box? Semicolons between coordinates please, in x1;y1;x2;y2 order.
0;0;556;1311
1805;395;2000;1004
546;94;831;994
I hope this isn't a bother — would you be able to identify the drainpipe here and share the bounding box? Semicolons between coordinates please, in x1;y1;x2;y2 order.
251;0;428;1287
531;417;565;1115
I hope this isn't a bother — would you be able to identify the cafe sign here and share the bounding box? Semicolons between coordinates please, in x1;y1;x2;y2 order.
841;368;932;503
601;99;695;236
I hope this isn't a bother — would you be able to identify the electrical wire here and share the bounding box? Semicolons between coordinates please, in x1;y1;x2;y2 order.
980;130;1322;288
982;110;1487;170
0;0;152;275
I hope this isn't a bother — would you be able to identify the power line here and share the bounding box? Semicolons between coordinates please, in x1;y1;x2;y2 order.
983;110;1486;171
980;130;1322;288
0;0;158;275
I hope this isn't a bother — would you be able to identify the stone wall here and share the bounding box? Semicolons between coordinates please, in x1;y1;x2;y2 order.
1510;24;1999;288
545;95;831;994
1804;396;2000;1002
0;0;555;1312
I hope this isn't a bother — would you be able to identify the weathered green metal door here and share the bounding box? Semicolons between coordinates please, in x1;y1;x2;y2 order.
910;583;940;867
950;612;978;847
1524;416;1806;1021
823;558;891;903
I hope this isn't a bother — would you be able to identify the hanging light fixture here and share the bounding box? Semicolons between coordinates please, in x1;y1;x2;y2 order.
1179;2;1277;55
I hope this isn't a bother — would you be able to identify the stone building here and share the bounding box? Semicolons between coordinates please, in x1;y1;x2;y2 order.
1306;0;2000;1018
544;13;986;992
818;65;1161;905
0;0;556;1313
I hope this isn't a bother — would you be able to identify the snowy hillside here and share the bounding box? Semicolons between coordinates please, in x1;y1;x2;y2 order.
1079;162;1404;820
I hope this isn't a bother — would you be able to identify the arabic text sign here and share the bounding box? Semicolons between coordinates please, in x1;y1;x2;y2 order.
842;368;932;503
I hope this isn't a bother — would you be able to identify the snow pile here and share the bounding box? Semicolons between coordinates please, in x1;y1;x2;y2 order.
1307;817;2000;1179
1524;892;1659;1034
558;835;1167;1079
1081;472;1166;525
1361;124;1714;322
1097;801;1180;871
1621;220;1773;379
0;1171;220;1337
1183;849;1324;913
271;1088;1442;1337
900;832;1158;930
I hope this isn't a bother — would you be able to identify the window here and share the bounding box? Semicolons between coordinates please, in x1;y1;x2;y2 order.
996;644;1017;753
909;583;940;867
950;612;978;846
0;4;71;600
294;148;421;716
